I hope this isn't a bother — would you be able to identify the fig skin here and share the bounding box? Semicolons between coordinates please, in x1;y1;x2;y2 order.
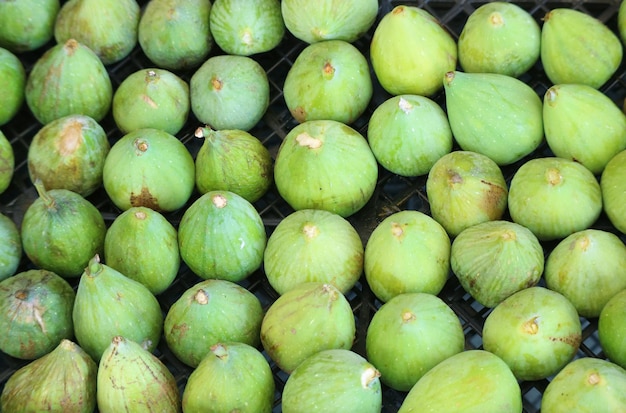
601;150;626;234
598;289;626;370
25;38;113;125
620;0;626;45
54;0;141;65
0;212;21;281
0;339;97;413
27;114;110;197
0;129;14;195
0;269;75;360
138;0;213;71
0;47;26;126
0;0;60;53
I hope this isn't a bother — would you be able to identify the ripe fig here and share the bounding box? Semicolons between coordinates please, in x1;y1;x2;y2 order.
283;39;372;124
73;255;163;362
190;54;269;131
0;129;14;195
0;0;60;53
281;349;382;413
620;0;626;45
102;128;195;212
0;47;25;126
104;206;179;295
0;269;75;360
598;289;626;370
112;68;190;135
370;5;457;96
27;114;110;197
541;8;623;89
0;212;21;281
443;70;543;165
54;0;140;65
97;336;180;413
281;0;378;44
601;150;626;234
194;126;273;203
25;38;113;125
209;0;284;55
20;182;106;278
0;339;97;413
138;0;213;71
164;279;264;368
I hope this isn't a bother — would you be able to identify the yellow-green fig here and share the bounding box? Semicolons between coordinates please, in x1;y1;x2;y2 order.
601;150;626;234
0;129;14;195
0;212;21;281
0;0;60;53
0;47;26;126
599;289;626;370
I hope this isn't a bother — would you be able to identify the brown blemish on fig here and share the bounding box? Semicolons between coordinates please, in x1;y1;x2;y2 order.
194;289;209;305
130;186;159;210
549;332;582;348
444;71;456;86
134;210;147;220
391;222;404;238
58;119;83;156
393;5;405;15
142;94;159;109
588;372;602;385
489;12;504;27
170;323;189;342
322;61;335;78
63;38;79;56
480;179;508;219
291;107;307;123
212;193;228;208
545;87;558;107
211;77;223;92
134;138;149;154
398;97;414;114
302;223;319;239
362;366;381;388
523;316;540;335
296;132;322;149
500;229;517;241
545;167;562;186
402;310;416;323
572;234;591;252
448;170;463;185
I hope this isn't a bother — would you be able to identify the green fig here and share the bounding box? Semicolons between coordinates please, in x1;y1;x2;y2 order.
0;269;75;360
182;342;275;413
164;279;264;368
0;339;97;413
543;83;626;175
98;336;181;413
0;0;60;53
281;349;382;413
0;129;14;195
398;350;522;413
598;289;626;370
178;190;267;282
458;2;540;77
370;5;457;96
102;128;195;212
541;8;623;89
20;182;106;278
620;0;626;45
73;255;163;362
104;206;180;295
138;0;213;71
54;0;140;65
209;0;285;55
112;68;190;135
260;282;356;373
281;0;377;44
283;39;372;124
190;54;269;131
194;126;273;203
0;212;21;281
601;149;626;234
443;70;544;165
0;47;26;126
27;114;110;197
25;38;113;125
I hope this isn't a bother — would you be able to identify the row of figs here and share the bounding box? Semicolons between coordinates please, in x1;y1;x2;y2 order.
1;0;626;412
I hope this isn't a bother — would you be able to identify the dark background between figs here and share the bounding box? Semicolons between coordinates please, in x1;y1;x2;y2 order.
1;0;625;411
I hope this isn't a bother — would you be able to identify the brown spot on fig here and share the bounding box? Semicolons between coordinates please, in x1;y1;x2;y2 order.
291;106;307;123
58;119;83;156
211;77;223;91
549;332;582;348
130;186;160;210
141;94;159;109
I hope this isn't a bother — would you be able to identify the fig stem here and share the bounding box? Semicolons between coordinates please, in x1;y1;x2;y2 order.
86;254;104;277
33;179;57;211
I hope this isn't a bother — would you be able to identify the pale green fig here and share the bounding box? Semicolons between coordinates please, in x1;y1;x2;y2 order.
601;150;626;233
190;54;269;131
365;293;464;392
273;119;378;218
112;68;190;135
25;38;113;125
541;358;626;413
545;229;626;318
543;83;626;175
194;126;273;203
177;190;266;282
0;339;97;413
281;0;377;44
263;208;363;295
0;47;25;126
443;70;543;165
0;212;21;281
508;157;602;241
458;2;540;77
364;210;450;303
138;0;213;70
451;220;544;308
54;0;140;65
0;0;60;53
182;342;274;413
482;286;582;381
282;349;382;413
0;129;14;195
599;289;626;370
370;5;457;96
541;8;623;89
209;0;284;55
164;279;263;368
260;282;355;373
73;255;163;362
367;94;452;177
98;336;181;413
426;151;508;237
620;0;626;45
398;350;522;413
104;206;179;295
283;39;372;124
27;114;110;197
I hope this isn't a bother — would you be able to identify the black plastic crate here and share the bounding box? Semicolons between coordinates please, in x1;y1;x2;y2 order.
1;1;625;412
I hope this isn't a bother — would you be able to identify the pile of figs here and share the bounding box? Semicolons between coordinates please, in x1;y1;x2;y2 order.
1;0;626;412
